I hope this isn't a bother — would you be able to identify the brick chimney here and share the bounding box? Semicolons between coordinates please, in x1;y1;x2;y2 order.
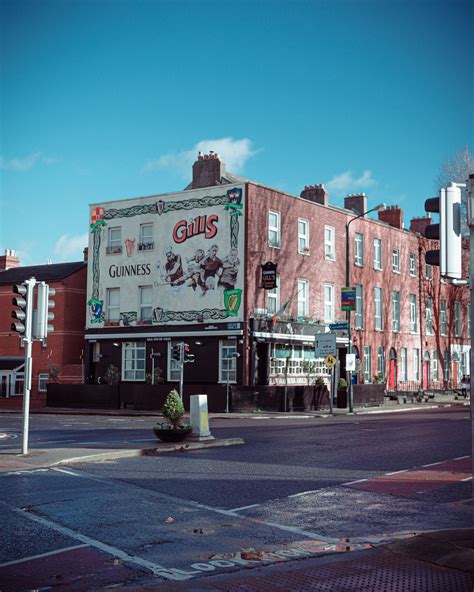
0;249;20;271
344;193;368;217
191;151;227;189
378;205;403;229
83;247;89;262
300;184;328;206
410;216;432;235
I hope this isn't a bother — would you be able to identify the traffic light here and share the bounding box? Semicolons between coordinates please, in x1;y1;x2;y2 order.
172;344;182;362
183;343;195;363
11;283;30;335
425;183;462;279
34;282;56;339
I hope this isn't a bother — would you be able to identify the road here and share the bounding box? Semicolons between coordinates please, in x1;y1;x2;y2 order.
0;407;472;590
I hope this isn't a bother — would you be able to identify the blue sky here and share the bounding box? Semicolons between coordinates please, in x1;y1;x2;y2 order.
1;0;472;266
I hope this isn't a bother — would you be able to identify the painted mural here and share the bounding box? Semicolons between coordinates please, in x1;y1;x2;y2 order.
86;185;245;328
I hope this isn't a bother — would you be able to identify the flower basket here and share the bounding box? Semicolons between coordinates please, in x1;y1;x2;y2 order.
153;423;192;442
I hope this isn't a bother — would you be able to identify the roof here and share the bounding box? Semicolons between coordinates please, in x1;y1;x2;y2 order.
183;171;248;191
0;261;86;286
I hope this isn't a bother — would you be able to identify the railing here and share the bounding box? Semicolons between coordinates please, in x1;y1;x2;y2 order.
106;246;122;254
138;242;154;251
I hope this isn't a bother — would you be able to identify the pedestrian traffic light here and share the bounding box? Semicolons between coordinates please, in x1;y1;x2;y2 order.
11;283;30;335
172;344;182;362
183;343;195;363
34;282;56;339
424;183;462;279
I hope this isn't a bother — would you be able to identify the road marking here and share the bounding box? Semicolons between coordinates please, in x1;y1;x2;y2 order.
343;479;368;485
421;461;444;467
385;469;409;475
454;456;470;460
0;544;88;567
461;476;473;482
52;468;81;476
229;503;261;511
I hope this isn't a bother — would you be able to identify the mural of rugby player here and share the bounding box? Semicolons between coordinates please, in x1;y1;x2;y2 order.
200;244;223;292
162;246;184;286
218;247;240;290
184;248;206;292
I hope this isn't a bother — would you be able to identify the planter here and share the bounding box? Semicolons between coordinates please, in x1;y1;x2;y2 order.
153;425;192;443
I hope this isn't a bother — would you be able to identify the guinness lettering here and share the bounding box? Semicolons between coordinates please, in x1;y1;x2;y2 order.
109;264;151;278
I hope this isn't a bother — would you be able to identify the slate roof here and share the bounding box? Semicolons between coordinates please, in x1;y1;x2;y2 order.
0;261;86;286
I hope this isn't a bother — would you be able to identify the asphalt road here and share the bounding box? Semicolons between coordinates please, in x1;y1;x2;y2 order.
0;408;472;590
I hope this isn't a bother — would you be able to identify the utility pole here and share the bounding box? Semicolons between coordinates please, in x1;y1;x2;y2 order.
466;174;474;486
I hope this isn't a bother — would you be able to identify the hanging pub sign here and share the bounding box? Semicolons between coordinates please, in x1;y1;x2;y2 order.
261;262;277;289
341;287;356;311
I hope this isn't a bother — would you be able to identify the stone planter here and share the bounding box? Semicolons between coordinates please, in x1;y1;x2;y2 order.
152;425;192;443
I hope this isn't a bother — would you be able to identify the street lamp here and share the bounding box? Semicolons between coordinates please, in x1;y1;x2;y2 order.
346;202;386;412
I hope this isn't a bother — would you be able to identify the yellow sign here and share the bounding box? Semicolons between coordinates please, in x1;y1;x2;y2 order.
324;353;337;368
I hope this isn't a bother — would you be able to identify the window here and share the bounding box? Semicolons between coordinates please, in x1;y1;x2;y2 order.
139;286;153;322
454;301;462;337
122;341;146;381
297;279;309;317
269;343;329;384
374;287;383;331
355;284;364;330
354;233;364;266
373;238;382;270
298;219;309;254
267;276;280;315
377;346;385;378
440;299;447;335
392;291;400;332
219;340;238;383
433;351;439;381
268;211;281;248
107;227;122;254
392;249;400;273
400;348;407;382
413;348;420;382
425;263;432;280
324;283;334;323
363;346;372;383
139;223;154;250
409;294;417;333
106;288;120;322
425;297;433;335
324;226;335;260
38;373;49;392
409;253;416;276
444;350;449;382
468;305;471;337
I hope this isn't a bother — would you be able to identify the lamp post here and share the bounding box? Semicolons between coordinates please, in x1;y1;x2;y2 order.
346;203;386;412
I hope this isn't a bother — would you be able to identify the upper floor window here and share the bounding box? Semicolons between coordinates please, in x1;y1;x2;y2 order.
106;288;120;322
297;279;309;317
425;263;432;280
139;223;154;251
354;232;364;266
324;226;335;260
392;291;400;332
298;219;309;254
267;278;280;316
107;227;122;254
409;294;417;333
425;297;433;335
324;283;335;323
409;253;416;276
440;299;447;335
355;284;364;330
373;238;382;270
139;285;153;323
268;211;281;248
392;248;400;273
123;341;146;382
374;287;383;331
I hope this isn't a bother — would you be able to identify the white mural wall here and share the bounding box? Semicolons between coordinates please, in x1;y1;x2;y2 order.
86;184;245;328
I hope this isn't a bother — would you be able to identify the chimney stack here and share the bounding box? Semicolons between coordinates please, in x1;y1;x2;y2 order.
300;184;328;206
410;216;432;235
83;247;89;262
191;151;227;189
378;205;403;229
0;249;20;271
344;193;368;217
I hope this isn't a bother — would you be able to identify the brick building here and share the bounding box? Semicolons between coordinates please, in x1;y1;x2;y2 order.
82;153;470;409
0;251;87;408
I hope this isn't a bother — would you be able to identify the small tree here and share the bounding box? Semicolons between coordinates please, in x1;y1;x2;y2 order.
161;389;185;428
48;364;60;383
104;364;120;385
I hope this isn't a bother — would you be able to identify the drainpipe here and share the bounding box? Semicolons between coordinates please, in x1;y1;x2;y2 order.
418;245;424;392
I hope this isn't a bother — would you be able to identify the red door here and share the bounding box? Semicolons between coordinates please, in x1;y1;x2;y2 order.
423;361;430;389
388;359;396;390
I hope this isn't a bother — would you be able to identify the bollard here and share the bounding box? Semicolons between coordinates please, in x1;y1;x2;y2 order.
189;394;215;441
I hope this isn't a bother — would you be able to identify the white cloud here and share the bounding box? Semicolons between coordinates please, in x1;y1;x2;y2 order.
53;233;88;262
0;152;59;172
143;137;258;177
326;170;377;195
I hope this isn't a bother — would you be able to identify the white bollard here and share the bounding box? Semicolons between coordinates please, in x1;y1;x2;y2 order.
189;394;215;441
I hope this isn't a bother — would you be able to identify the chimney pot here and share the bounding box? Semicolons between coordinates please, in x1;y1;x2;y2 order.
300;183;329;206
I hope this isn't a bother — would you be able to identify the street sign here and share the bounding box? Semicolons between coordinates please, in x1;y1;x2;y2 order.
324;353;337;368
341;287;356;311
261;262;277;289
329;322;348;331
315;333;337;358
346;353;356;371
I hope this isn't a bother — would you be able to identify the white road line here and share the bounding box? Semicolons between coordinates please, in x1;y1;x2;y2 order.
454;456;470;460
52;468;81;476
229;503;261;512
385;469;409;475
461;476;473;482
343;479;368;485
0;544;88;568
420;461;444;468
0;501;168;576
288;490;319;498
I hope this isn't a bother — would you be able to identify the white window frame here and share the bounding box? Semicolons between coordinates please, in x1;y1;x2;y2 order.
373;238;382;271
122;341;146;382
425;263;432;280
107;227;122;254
413;348;420;382
440;299;447;336
297;279;309;317
267;276;280;315
392;248;400;273
363;346;372;383
139;223;154;250
377;346;385;377
400;348;407;382
409;253;416;276
324;283;334;323
298;219;309;254
433;351;439;381
139;285;153;322
374;287;383;331
324;226;335;260
454;301;462;337
355;284;364;330
38;373;49;392
268;210;281;248
425;297;433;335
354;232;364;266
392;291;400;332
106;288;120;322
219;340;238;383
409;294;417;333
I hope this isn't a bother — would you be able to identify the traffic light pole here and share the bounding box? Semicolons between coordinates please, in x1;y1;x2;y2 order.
21;278;36;455
179;342;184;402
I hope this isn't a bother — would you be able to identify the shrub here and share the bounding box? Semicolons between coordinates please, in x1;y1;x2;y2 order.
161;389;185;427
104;364;120;385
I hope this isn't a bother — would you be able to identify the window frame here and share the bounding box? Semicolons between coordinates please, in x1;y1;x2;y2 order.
267;276;280;315
373;238;382;271
409;253;416;277
440;299;447;335
324;283;335;323
268;210;281;248
139;285;153;323
219;340;238;383
106;288;120;322
409;294;417;333
122;341;146;382
38;373;49;393
363;346;372;383
107;226;122;254
297;218;309;254
413;348;420;382
392;248;400;273
324;226;335;260
454;301;462;337
139;223;154;250
392;290;400;332
355;284;364;330
354;232;364;267
400;348;407;382
374;287;383;331
297;278;309;317
425;297;433;335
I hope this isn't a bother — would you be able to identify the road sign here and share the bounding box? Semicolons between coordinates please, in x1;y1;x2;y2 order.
341;287;356;311
324;353;337;368
315;333;337;358
346;353;356;371
329;322;348;331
